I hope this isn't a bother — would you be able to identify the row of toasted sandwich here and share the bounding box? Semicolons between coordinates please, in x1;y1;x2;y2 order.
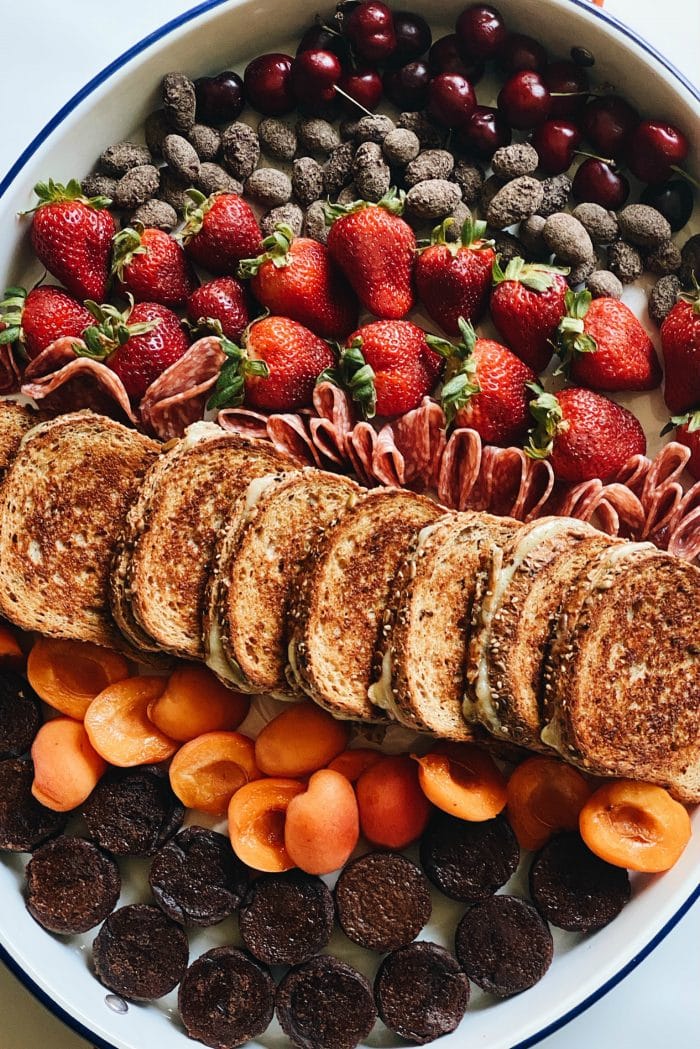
0;403;698;802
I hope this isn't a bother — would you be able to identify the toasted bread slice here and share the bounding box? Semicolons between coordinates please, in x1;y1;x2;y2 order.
205;469;363;697
288;487;442;721
0;402;43;483
0;411;159;653
112;422;294;661
465;517;613;748
369;511;519;740
541;542;700;802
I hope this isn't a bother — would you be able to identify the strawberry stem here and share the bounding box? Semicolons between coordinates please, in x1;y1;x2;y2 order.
318;338;377;419
207;334;270;411
238;224;295;279
323;186;406;226
663;409;700;436
110;226;149;282
492;256;569;291
426;317;481;424
0;286;28;346
76;295;159;360
525;383;564;460
554;288;596;374
26;178;111;214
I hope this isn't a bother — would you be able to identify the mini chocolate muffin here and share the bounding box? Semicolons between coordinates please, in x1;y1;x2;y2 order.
239;869;334;966
93;903;188;1000
0;669;40;759
149;826;248;927
0;757;67;851
419;812;520;901
82;766;184;857
455;894;553;996
276;955;377;1049
374;941;469;1045
529;833;631;933
178;946;274;1049
26;836;120;934
335;851;431;952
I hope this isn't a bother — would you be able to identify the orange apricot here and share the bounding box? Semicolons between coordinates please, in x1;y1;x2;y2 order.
356;755;432;848
169;731;260;815
147;665;250;742
285;769;360;875
84;675;176;766
506;755;593;851
327;747;384;783
579;779;692;873
228;778;305;872
31;717;107;812
0;624;24;668
413;743;508;823
27;638;130;720
254;702;349;778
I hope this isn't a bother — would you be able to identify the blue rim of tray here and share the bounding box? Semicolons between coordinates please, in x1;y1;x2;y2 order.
0;1;698;1047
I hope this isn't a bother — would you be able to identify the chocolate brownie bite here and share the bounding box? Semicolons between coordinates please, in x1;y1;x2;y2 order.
26;836;120;934
178;946;274;1049
82;766;184;857
0;757;67;851
149;826;248;927
455;895;553;997
529;832;631;933
239;870;334;966
335;851;431;952
419;812;520;901
93;903;188;1000
276;955;377;1049
0;669;40;759
374;941;469;1045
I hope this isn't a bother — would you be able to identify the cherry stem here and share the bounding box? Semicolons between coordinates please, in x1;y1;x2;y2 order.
333;83;374;117
574;149;615;167
670;164;700;191
549;90;592;98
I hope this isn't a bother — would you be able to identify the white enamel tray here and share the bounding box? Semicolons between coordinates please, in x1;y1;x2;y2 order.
0;2;698;1048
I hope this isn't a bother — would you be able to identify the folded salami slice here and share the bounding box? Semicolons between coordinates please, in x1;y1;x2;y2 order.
140;336;226;440
21;337;137;424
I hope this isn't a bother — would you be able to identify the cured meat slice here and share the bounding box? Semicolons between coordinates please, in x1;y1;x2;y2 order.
140;336;225;440
22;337;137;424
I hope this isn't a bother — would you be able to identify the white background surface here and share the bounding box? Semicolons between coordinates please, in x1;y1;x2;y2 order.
0;1;698;1047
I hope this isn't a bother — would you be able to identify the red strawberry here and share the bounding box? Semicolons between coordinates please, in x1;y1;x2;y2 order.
661;288;700;414
526;384;646;483
556;290;661;392
415;214;495;335
181;190;262;275
80;299;189;403
674;411;700;480
28;179;115;301
0;284;93;359
111;225;197;307
326;189;416;319
427;318;536;446
208;315;335;413
325;320;443;419
187;277;249;343
490;257;569;373
239;225;358;340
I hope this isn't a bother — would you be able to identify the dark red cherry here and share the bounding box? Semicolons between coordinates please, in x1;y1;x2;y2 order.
455;4;508;60
296;24;352;62
572;157;629;209
627;120;689;184
427;73;477;129
392;11;432;60
290;49;342;106
531;119;582;174
194;71;245;124
344;1;397;63
640;179;694;232
429;33;484;82
498;70;551;129
543;60;589;119
498;32;547;74
383;60;431;109
581;95;639;160
339;66;383;111
243;53;294;116
456;105;511;158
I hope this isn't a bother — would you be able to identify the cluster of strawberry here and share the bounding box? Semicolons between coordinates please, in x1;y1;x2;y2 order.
1;175;698;486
